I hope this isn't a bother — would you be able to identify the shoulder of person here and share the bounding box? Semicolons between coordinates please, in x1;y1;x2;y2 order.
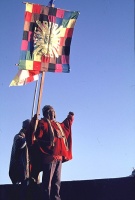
38;118;49;125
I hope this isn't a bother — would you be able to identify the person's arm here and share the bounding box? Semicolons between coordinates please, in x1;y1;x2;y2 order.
34;119;48;139
62;112;74;129
14;133;26;149
68;112;74;123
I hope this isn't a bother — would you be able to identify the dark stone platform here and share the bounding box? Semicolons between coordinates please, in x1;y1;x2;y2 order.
0;177;135;200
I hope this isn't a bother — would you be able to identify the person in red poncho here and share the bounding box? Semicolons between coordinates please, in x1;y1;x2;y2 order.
30;105;74;200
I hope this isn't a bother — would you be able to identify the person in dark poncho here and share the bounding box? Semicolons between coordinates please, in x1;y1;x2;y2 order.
30;105;74;200
9;119;30;184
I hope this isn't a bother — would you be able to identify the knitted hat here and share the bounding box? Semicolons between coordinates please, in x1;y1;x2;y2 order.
42;105;55;118
42;105;53;114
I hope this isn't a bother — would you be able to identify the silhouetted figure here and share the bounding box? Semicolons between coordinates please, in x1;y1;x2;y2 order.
9;119;31;200
130;169;135;177
9;119;30;185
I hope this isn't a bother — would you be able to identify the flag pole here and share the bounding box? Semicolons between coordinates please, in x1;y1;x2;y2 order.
35;72;45;129
31;77;39;118
29;72;45;184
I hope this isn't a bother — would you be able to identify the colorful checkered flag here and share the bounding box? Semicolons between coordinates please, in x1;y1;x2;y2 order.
18;2;79;73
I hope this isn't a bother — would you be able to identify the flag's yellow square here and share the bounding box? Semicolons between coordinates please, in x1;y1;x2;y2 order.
25;60;33;70
34;54;41;62
26;3;33;13
60;28;66;37
67;19;76;28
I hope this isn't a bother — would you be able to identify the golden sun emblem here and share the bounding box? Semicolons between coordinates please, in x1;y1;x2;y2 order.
33;20;62;58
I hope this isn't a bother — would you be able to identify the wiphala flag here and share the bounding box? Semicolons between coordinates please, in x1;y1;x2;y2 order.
18;3;79;73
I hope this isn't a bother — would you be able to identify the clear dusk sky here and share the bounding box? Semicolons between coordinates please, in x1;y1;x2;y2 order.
0;0;135;184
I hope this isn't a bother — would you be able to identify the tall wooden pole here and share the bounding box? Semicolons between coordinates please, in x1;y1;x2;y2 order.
31;77;39;118
36;72;45;117
34;72;45;131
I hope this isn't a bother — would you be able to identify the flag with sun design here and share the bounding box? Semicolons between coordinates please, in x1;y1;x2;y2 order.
18;3;79;73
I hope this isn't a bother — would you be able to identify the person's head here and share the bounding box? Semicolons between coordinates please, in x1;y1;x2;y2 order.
42;105;56;120
22;119;30;130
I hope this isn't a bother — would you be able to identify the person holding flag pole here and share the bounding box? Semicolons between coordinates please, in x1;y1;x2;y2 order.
29;105;74;200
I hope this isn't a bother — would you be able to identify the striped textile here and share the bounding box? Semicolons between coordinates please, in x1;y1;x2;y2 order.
9;70;39;86
18;3;79;73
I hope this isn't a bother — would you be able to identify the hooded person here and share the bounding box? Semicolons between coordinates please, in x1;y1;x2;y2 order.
9;119;30;184
30;105;74;200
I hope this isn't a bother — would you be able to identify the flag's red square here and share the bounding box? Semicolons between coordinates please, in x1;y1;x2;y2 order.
65;28;73;37
32;4;42;14
56;9;65;18
25;11;32;22
21;40;28;50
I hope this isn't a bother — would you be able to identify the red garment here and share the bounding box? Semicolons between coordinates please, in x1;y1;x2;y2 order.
35;114;74;163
